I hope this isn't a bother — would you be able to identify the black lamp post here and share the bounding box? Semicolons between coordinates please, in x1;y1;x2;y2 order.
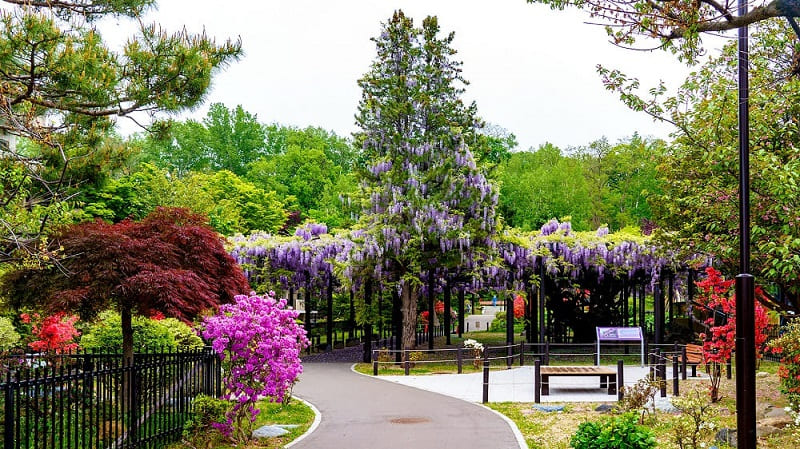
734;0;756;446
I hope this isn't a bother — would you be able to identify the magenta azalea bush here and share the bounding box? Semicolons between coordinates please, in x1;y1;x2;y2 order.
202;291;309;442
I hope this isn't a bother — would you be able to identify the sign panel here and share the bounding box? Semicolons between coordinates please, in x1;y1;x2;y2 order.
596;327;642;341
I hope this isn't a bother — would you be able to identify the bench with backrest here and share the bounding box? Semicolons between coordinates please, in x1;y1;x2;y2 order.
538;366;618;395
679;343;705;377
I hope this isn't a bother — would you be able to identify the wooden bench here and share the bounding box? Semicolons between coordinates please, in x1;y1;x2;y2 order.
538;366;618;396
678;344;705;377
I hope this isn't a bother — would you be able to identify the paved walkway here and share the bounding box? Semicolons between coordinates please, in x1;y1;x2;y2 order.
291;363;523;449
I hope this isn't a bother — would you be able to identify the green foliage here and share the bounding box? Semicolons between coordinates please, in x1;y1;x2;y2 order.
670;389;718;449
0;316;20;351
183;394;230;446
643;22;800;309
570;412;657;449
0;0;240;264
81;311;203;351
80;163;287;234
142;103;266;176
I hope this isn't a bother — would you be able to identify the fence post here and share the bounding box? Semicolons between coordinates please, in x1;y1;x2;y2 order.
649;351;655;380
373;350;378;376
482;358;490;404
659;352;667;398
457;347;463;374
519;342;525;367
544;341;550;365
617;359;624;401
506;344;512;369
673;355;680;397
534;359;541;404
682;346;688;380
727;358;732;380
4;372;14;449
404;350;410;376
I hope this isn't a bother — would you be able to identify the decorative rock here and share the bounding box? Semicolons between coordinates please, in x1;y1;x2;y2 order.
252;425;289;438
532;404;565;412
759;416;794;428
275;424;301;429
715;428;737;447
594;404;616;412
757;425;779;438
756;371;769;378
764;406;790;419
651;397;677;413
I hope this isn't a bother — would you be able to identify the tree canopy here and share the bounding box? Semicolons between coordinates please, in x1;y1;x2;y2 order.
0;0;241;263
2;207;250;360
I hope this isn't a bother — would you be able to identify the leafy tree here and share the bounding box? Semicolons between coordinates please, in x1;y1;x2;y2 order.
647;23;800;311
1;207;250;363
246;146;335;212
143;103;266;176
527;0;800;62
0;1;241;262
354;11;497;350
262;124;359;172
80;163;287;234
497;143;592;231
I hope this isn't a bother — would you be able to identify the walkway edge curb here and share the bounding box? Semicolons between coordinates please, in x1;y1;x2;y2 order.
349;364;527;449
284;395;322;448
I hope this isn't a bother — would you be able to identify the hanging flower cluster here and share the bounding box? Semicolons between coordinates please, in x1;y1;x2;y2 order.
202;291;309;443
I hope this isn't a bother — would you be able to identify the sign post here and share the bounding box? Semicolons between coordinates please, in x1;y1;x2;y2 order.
596;327;644;367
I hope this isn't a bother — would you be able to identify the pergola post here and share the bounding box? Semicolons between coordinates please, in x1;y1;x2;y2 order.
428;269;435;350
457;287;465;338
362;279;373;363
392;288;402;362
539;261;546;344
655;277;664;344
326;276;333;352
444;278;452;345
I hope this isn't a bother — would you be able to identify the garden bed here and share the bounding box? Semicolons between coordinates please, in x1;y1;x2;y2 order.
488;361;798;448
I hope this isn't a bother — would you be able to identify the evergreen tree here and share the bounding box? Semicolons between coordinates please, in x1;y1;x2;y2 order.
0;1;240;263
354;11;497;350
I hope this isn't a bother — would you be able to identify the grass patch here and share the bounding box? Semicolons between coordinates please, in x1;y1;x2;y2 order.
170;397;315;449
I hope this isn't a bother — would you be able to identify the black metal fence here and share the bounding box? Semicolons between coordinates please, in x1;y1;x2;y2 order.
0;348;221;449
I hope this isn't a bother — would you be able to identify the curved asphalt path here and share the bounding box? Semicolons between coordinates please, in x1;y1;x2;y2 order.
291;363;522;449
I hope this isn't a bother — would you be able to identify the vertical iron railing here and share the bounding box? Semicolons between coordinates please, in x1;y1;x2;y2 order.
0;347;221;449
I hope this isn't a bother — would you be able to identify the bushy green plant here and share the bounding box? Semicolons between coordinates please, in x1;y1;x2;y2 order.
570;412;657;449
183;394;231;448
0;316;20;351
81;311;202;352
670;389;717;449
618;377;659;422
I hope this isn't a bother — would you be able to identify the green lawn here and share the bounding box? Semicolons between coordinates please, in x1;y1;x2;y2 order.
171;397;315;449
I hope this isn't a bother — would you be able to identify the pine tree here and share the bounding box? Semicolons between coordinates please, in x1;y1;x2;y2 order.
354;11;497;350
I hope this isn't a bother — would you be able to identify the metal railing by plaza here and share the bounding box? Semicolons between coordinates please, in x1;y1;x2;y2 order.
370;342;724;403
0;347;221;449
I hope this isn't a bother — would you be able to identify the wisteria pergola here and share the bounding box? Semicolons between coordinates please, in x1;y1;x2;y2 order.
228;220;703;362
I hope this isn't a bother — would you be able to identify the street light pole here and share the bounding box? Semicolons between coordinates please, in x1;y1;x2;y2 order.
735;0;756;447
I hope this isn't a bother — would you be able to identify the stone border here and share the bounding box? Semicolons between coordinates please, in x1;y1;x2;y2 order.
284;395;322;448
349;364;527;449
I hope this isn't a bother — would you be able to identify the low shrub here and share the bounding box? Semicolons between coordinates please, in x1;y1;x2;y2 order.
570;412;657;449
81;310;203;352
0;316;20;351
183;394;230;448
670;388;717;449
768;320;800;417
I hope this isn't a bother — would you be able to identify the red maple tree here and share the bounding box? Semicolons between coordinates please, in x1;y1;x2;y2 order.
4;207;250;363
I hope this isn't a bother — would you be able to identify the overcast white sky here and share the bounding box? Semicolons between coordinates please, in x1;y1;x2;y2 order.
119;0;726;151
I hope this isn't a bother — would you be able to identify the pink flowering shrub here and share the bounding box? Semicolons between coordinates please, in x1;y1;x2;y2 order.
21;312;80;354
694;267;769;401
202;291;309;443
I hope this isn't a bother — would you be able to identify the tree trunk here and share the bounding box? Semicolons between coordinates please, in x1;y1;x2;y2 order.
121;306;134;367
401;283;419;350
